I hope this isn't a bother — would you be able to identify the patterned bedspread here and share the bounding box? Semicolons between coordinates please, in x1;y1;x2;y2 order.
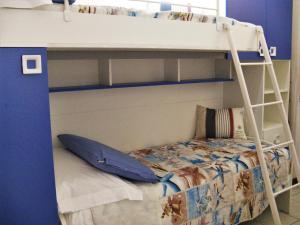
47;4;254;28
130;138;291;225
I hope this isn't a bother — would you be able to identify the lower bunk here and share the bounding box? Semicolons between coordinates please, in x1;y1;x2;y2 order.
55;138;291;225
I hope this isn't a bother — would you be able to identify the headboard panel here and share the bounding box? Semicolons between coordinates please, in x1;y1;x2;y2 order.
50;84;223;152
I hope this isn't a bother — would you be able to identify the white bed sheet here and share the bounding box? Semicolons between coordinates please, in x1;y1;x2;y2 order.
63;182;163;225
55;147;163;225
53;148;143;214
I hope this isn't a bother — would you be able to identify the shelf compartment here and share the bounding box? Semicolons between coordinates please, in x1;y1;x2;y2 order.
264;92;289;110
263;92;289;131
48;58;101;88
49;78;234;93
179;58;232;81
111;59;165;84
49;57;234;93
263;121;283;131
263;126;286;144
262;60;290;143
265;60;290;91
264;88;289;95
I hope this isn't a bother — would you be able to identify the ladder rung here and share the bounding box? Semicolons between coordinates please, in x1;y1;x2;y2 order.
274;183;300;197
263;140;294;152
240;62;272;66
251;101;283;108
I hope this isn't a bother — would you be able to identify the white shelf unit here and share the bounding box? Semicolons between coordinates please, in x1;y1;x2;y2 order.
223;61;265;137
263;60;290;144
48;51;233;92
164;58;232;82
223;60;290;142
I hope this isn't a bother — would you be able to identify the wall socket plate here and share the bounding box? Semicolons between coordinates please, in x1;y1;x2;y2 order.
259;46;277;57
269;46;277;57
22;55;42;75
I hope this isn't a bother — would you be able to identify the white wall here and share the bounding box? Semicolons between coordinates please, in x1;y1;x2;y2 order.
291;0;300;154
48;55;224;152
50;84;223;152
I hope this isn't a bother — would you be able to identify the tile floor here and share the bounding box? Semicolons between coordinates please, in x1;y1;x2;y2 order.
242;188;300;225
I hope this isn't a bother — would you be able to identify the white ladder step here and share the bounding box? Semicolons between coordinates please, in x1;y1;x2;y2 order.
274;183;300;197
263;140;294;152
240;62;272;66
251;101;283;108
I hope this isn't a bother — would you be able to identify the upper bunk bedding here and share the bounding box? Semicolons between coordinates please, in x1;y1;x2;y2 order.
36;4;253;28
1;1;252;28
60;138;291;225
0;3;259;50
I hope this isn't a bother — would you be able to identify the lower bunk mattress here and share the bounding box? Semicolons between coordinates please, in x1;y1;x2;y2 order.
62;138;291;225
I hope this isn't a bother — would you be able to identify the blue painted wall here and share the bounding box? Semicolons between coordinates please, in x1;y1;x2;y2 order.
0;48;58;225
227;0;292;60
266;0;292;60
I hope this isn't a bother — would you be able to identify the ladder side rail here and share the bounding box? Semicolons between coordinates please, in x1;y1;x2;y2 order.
225;24;282;225
258;28;300;182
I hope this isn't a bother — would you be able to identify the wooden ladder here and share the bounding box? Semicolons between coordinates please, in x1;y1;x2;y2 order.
224;24;300;225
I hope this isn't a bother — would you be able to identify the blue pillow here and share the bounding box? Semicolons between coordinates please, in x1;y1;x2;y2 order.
52;0;76;5
58;134;158;183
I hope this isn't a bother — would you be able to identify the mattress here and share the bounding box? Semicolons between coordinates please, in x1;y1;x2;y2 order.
35;4;254;28
62;138;291;225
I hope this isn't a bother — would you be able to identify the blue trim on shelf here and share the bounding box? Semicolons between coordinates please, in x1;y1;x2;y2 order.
180;78;232;84
49;78;234;93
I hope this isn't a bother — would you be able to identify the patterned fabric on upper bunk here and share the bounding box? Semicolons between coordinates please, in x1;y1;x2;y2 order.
130;138;291;225
67;5;254;27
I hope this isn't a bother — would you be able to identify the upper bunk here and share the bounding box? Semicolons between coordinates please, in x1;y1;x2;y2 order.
0;1;260;51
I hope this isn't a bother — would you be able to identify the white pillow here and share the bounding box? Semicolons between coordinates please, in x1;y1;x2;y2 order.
53;148;143;214
0;0;52;8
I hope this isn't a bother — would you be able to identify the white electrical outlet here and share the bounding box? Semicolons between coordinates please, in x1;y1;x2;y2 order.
22;55;42;75
259;46;264;56
269;46;277;57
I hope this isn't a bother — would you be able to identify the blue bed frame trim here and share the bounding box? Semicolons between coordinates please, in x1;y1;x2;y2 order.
49;78;234;93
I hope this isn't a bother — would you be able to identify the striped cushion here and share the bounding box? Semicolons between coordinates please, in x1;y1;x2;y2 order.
195;105;246;139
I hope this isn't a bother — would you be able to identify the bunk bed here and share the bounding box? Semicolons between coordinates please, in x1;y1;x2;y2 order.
0;1;293;225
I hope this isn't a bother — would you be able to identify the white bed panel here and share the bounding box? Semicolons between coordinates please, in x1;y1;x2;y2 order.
50;84;223;152
0;8;259;51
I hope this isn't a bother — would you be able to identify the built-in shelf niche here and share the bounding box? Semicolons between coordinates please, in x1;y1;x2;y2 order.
223;61;264;138
48;56;233;93
263;92;289;130
262;60;290;143
265;60;290;92
100;58;232;87
223;59;291;143
165;58;232;82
